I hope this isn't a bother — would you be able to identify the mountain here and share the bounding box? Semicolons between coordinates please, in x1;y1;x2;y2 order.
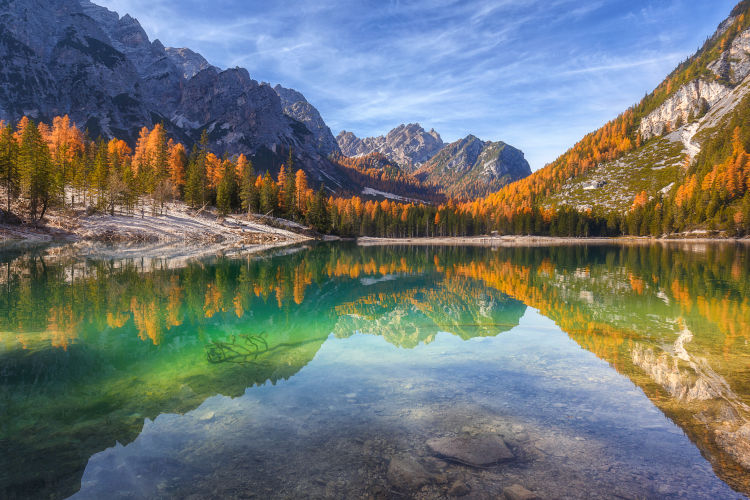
337;124;531;199
0;0;345;186
337;123;444;169
469;0;750;235
414;135;531;199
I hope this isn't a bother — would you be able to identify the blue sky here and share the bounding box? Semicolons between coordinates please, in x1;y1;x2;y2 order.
96;0;738;170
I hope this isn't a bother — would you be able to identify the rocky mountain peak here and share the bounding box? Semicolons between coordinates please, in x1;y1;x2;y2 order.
165;47;214;80
638;12;750;141
336;123;444;169
414;135;531;199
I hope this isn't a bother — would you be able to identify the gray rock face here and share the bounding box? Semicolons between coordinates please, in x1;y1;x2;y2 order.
417;135;532;198
165;47;214;80
274;84;340;155
337;123;444;169
0;0;340;182
426;434;513;467
638;80;729;141
639;23;750;142
708;28;750;85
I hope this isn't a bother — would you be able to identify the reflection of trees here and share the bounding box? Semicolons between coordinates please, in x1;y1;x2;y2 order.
441;244;750;495
1;244;748;357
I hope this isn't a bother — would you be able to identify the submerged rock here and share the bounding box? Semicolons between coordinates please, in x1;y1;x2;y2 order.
386;455;433;490
447;480;471;497
426;434;513;467
503;484;540;500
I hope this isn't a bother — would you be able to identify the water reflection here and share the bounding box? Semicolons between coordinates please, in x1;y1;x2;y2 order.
0;242;748;498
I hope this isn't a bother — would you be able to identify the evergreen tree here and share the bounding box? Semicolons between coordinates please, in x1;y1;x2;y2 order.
0;124;18;213
184;145;206;209
239;158;257;213
282;166;296;218
216;161;238;216
92;139;109;209
260;171;277;215
18;120;54;222
307;186;330;232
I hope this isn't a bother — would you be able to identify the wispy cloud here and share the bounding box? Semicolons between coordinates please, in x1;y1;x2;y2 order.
94;0;738;170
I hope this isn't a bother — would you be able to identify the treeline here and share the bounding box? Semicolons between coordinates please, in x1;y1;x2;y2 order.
0;116;329;223
3;115;747;239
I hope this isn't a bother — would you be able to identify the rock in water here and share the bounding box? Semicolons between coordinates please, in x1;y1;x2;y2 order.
386;455;433;490
503;484;540;500
426;434;513;467
447;480;471;497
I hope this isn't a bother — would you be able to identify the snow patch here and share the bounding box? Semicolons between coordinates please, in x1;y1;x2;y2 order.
361;187;421;203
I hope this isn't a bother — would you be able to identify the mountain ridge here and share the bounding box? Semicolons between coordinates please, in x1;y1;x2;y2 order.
337;124;531;198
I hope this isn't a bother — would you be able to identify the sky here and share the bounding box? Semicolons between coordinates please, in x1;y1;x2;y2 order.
94;0;738;170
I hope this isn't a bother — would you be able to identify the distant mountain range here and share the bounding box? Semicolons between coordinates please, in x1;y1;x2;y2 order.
337;124;531;198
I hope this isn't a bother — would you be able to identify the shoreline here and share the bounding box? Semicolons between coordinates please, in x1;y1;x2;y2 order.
356;235;750;246
0;202;312;263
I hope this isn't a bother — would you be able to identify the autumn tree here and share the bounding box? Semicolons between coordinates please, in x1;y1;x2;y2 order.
295;169;308;215
168;142;187;192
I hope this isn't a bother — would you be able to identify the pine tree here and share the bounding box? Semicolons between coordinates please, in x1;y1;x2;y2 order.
216;161;238;216
92;139;109;209
240;158;257;213
307;186;329;232
282;166;296;218
0;123;18;213
184;144;206;209
17;120;54;222
260;171;277;215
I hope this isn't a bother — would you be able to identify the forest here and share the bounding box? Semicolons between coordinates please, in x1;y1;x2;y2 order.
0;114;748;238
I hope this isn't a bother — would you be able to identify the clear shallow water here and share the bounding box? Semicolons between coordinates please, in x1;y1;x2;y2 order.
1;242;749;499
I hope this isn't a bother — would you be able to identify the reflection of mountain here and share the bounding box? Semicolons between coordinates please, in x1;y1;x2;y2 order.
1;243;749;498
446;244;750;495
333;277;525;347
0;244;521;499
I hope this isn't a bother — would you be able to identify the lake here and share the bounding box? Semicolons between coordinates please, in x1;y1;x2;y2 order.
1;241;749;499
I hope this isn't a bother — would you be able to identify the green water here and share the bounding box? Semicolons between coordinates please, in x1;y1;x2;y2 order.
1;242;749;499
